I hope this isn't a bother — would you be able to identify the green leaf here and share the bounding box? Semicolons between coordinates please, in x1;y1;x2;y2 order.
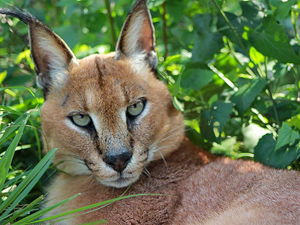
200;101;233;144
286;114;300;130
172;65;185;96
249;46;264;64
249;16;300;64
230;78;267;115
275;123;300;150
192;14;223;62
0;71;7;84
166;0;186;22
270;0;297;20
173;97;184;112
254;134;300;169
273;63;288;80
181;68;213;90
148;0;165;8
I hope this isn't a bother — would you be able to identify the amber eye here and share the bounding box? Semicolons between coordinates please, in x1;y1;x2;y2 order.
71;115;91;127
127;100;145;117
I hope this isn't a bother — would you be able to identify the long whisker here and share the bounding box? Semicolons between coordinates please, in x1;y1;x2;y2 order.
156;125;185;141
157;130;183;144
143;167;151;178
159;151;169;169
151;144;176;153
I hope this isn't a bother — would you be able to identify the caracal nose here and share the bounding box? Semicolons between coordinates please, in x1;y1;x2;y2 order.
103;152;133;173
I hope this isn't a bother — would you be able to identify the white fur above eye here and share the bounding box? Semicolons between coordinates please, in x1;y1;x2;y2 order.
134;101;151;124
64;119;88;135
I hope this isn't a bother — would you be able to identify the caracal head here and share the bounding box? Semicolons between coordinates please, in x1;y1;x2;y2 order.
4;0;184;188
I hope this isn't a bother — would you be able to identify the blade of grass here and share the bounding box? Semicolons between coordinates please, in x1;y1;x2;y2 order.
29;120;42;160
71;219;107;225
0;148;57;219
3;171;30;189
3;195;44;224
0;113;29;191
0;106;24;116
0;115;27;146
13;193;81;225
0;86;38;105
34;193;165;223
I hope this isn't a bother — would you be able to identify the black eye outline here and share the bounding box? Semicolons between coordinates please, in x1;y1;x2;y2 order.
126;98;147;119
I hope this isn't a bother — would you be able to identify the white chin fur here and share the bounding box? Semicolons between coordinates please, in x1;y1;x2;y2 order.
97;174;140;188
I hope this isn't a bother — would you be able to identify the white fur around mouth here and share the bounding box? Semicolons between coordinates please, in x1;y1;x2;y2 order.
97;174;140;188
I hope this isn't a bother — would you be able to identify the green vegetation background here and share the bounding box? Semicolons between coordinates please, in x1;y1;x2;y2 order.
0;0;300;223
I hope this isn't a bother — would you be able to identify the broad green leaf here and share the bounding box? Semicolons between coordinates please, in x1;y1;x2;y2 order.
270;0;297;20
200;110;216;143
273;63;288;80
249;16;300;64
192;14;223;62
249;47;264;64
275;123;300;150
286;114;300;130
200;101;233;144
231;78;267;115
181;68;213;90
217;1;263;47
148;0;165;8
166;0;186;22
254;134;300;168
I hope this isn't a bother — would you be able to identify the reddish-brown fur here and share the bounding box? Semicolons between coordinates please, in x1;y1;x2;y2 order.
45;137;300;224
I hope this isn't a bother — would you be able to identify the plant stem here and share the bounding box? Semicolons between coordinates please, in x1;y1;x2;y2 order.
104;0;117;47
263;57;280;125
162;2;168;59
226;39;256;78
211;0;261;77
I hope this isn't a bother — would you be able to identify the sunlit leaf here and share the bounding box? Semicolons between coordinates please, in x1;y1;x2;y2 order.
230;78;267;115
254;134;300;169
249;16;300;64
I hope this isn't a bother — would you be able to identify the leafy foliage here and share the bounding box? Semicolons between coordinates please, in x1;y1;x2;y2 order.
0;0;300;222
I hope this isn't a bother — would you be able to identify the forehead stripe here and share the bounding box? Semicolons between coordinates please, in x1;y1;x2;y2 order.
62;93;70;107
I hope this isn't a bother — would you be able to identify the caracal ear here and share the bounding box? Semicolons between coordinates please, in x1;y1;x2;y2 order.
115;0;158;72
0;8;77;97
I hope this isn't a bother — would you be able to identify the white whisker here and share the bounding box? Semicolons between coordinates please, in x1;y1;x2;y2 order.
159;151;169;169
143;167;151;178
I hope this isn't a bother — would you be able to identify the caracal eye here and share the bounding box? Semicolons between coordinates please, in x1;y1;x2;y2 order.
127;100;145;117
71;115;91;127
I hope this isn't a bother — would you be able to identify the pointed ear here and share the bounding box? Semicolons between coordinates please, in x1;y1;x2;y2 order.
115;0;158;71
0;9;77;96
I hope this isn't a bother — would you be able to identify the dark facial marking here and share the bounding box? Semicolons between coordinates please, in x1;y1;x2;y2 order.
62;94;70;106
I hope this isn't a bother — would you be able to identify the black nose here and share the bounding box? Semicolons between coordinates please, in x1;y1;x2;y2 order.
103;152;133;173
